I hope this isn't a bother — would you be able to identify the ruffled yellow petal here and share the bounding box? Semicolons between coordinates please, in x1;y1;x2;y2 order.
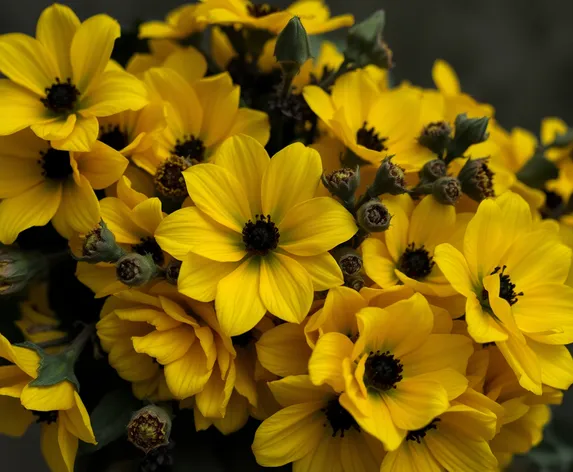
256;323;311;377
528;340;573;390
0;396;33;437
465;294;508;343
0;80;48;135
164;341;213;399
50;115;99;152
309;332;353;392
433;243;476;297
133;326;194;364
497;334;542;395
31;114;76;142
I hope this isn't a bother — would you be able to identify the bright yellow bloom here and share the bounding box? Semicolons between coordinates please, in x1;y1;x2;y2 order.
0;129;127;243
434;191;573;394
303;70;422;168
199;0;354;35
138;3;207;41
309;293;472;450
0;334;96;472
0;4;148;152
252;375;384;472
156;135;357;336
361;195;468;298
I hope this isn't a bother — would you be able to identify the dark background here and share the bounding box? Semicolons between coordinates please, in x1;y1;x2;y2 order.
1;0;573;470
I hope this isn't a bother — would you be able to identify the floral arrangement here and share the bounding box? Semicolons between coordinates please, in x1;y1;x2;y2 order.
0;2;572;471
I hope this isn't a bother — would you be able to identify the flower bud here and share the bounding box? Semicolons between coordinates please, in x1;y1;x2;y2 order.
431;176;462;205
345;274;364;292
165;259;181;285
419;159;447;183
0;247;47;295
321;167;360;202
357;200;391;232
458;158;495;202
127;405;172;454
371;157;407;196
76;221;125;263
116;253;158;287
452;114;489;152
332;247;363;277
345;10;393;69
274;16;312;76
418;121;452;156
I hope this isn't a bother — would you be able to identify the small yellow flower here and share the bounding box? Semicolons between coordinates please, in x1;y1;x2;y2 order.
155;134;357;336
0;129;127;243
138;3;207;41
0;4;148;152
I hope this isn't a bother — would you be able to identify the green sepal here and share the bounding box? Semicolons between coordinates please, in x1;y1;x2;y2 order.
516;150;559;189
549;128;573;148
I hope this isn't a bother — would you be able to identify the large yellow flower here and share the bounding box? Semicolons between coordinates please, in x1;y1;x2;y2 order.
0;129;127;243
155;134;357;335
252;375;384;472
0;334;96;472
434;191;573;394
0;4;148;152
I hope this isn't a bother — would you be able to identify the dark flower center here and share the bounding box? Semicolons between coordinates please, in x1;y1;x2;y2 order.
38;148;73;181
321;396;360;438
481;265;523;306
247;3;281;17
364;350;403;392
41;78;80;114
32;410;59;425
99;125;129;151
541;190;566;220
154;155;191;199
356;122;388;152
242;214;279;256
398;243;435;280
172;135;206;163
406;418;440;443
132;237;164;266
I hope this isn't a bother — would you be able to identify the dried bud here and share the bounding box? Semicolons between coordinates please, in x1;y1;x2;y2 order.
0;247;47;295
274;16;312;76
321;167;360;201
451;114;489;155
371;156;407;196
345;10;393;69
165;259;181;285
116;253;158;287
419;159;447;184
127;405;172;454
432;176;462;205
76;221;125;263
332;247;363;277
345;274;365;292
418;121;452;156
458;158;495;202
357;200;391;232
154;155;191;200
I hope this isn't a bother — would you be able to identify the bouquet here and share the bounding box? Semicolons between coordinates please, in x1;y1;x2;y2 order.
0;2;572;471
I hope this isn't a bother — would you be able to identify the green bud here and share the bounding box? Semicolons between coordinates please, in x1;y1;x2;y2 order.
274;16;312;75
419;159;447;183
332;247;363;277
418;121;452;156
452;114;489;152
165;259;181;285
345;274;364;292
127;405;172;454
0;246;47;295
321;167;360;202
371;156;407;196
76;221;125;263
432;176;462;205
345;10;393;69
458;158;495;202
357;200;392;232
116;253;158;287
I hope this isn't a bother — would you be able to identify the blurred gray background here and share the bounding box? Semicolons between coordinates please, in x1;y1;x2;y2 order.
1;0;573;470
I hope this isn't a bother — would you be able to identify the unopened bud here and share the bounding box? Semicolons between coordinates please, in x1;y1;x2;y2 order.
165;259;181;285
345;274;364;292
371;156;407;196
116;253;158;287
0;247;47;295
76;221;125;263
452;114;489;154
321;167;360;201
357;200;391;232
345;10;393;69
458;158;495;202
332;247;363;276
418;121;452;156
432;176;461;205
127;405;172;454
274;17;312;76
419;159;447;183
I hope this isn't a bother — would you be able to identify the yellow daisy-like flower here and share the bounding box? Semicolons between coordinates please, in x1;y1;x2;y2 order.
309;293;472;450
199;0;354;35
0;334;96;472
0;4;148;152
155;134;357;336
361;195;468;298
0;129;127;243
434;191;573;394
252;375;384;472
138;3;207;41
303;69;422;168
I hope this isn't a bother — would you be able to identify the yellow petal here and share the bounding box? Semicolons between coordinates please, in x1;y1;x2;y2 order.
212;391;250;435
41;423;68;472
303;85;335;123
0;80;48;135
541;117;568;146
0;152;44;198
130;197;163;236
381;441;442;472
21;380;75;412
433;243;476;297
31;114;77;142
133;326;195;364
260;252;313;324
227;108;270;146
0;183;61;245
100;197;144;244
116;175;148;208
76;141;128;188
195;363;235;419
57;418;79;472
262;143;322;224
497;334;542;395
164;341;213;399
0;396;33;437
528;340;573;390
51;115;99;152
361;237;400;288
408;195;455;249
60;392;96;444
164;46;207;83
432;59;460;95
309;332;354;392
287;252;344;291
465;294;508;343
384;202;409;263
71;15;120;95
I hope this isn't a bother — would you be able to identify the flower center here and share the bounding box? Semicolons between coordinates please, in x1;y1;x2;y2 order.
398;243;435;280
38;148;73;181
418;121;452;155
247;2;281;17
406;418;440;443
154;155;191;199
172;135;206;164
364;350;403;392
321;396;360;438
32;410;59;425
41;78;80;114
132;237;164;266
356;122;388;152
99;125;129;151
482;265;523;306
242;214;279;256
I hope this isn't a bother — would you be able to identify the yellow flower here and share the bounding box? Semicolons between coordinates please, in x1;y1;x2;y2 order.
252;375;384;471
199;0;354;35
303;69;422;168
361;195;468;298
0;129;127;243
309;293;472;450
155;134;357;335
0;4;148;152
434;191;573;394
0;334;96;472
138;4;207;41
